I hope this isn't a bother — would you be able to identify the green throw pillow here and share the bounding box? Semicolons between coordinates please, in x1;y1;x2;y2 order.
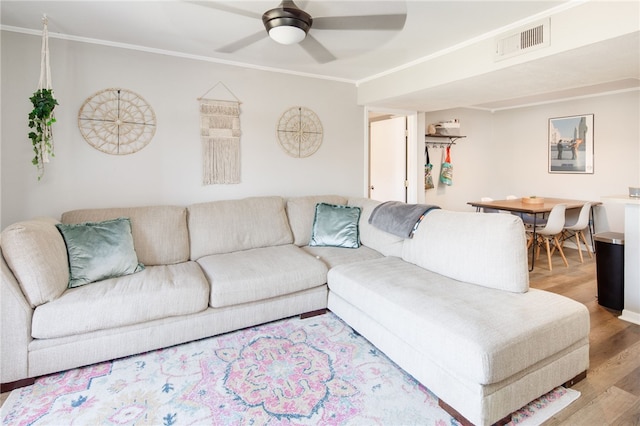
310;203;361;248
56;217;144;288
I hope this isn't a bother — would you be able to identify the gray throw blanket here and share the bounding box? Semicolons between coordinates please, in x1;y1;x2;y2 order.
368;201;440;238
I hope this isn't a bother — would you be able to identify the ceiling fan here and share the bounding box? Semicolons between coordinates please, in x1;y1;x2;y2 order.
200;1;407;63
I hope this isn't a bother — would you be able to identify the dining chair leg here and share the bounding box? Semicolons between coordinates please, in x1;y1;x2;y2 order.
574;233;584;263
544;238;553;271
579;230;594;259
554;235;569;267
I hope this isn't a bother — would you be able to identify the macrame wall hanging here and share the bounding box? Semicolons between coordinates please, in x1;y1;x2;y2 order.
198;82;241;185
78;88;156;155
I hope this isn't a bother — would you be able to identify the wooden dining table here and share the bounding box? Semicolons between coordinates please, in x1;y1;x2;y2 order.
467;197;601;270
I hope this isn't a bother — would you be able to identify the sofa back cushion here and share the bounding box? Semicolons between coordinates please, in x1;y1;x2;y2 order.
1;218;69;307
188;196;293;259
347;198;404;257
61;206;189;266
402;209;529;293
286;195;348;246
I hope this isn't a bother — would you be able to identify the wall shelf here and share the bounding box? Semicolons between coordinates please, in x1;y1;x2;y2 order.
425;134;466;147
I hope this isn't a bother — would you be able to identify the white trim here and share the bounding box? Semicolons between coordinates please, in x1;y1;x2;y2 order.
466;87;640;113
2;0;585;87
363;109;371;198
355;0;586;86
406;113;419;204
0;25;355;85
619;310;640;326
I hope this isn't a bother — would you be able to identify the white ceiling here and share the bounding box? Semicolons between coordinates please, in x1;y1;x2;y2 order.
2;0;639;111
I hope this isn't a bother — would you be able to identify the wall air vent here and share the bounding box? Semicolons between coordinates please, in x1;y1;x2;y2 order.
494;18;550;61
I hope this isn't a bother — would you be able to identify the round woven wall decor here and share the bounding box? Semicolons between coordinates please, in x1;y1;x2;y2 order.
277;106;323;158
78;88;156;155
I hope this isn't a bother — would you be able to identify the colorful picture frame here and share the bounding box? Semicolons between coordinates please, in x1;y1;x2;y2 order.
548;114;594;174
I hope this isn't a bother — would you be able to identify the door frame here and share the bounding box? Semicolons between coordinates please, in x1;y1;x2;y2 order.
364;106;419;203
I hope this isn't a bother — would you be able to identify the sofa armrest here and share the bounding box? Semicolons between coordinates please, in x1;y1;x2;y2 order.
1;253;34;384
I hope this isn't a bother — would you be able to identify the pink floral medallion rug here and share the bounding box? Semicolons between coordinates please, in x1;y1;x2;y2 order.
2;312;579;425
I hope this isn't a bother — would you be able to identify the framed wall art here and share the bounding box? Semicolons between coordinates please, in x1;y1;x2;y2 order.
548;114;594;174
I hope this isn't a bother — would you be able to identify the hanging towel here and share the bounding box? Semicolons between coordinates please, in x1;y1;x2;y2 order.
425;145;434;190
440;146;453;186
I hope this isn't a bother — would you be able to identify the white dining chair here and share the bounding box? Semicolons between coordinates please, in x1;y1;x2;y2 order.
507;195;548;227
480;197;500;213
526;204;569;271
561;202;594;263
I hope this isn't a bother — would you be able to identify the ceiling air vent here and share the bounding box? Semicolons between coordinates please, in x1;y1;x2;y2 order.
494;18;550;61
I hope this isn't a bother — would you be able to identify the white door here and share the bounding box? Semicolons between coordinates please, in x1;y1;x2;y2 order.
369;116;407;202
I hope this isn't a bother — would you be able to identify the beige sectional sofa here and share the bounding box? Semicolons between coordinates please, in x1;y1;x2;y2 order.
1;195;589;426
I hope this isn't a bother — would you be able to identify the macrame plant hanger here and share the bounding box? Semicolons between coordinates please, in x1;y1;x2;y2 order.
30;14;57;180
197;82;242;185
38;16;53;100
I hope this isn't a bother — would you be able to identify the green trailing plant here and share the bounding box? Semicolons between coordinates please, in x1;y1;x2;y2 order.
28;88;58;180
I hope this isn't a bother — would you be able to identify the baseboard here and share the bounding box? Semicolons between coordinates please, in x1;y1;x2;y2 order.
619;309;640;325
562;240;594;253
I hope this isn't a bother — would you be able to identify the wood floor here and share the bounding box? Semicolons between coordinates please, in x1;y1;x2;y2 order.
2;248;639;424
529;248;640;426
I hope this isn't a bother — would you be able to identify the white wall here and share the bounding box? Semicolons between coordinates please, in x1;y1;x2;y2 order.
424;90;640;233
3;30;638;235
1;31;364;228
423;108;497;210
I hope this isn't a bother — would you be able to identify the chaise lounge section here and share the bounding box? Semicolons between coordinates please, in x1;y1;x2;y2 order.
328;208;590;425
1;195;589;425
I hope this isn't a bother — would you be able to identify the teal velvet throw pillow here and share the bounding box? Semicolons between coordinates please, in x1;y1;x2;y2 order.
56;218;144;288
310;203;361;248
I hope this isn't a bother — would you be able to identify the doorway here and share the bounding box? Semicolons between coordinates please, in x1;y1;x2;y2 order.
368;113;407;202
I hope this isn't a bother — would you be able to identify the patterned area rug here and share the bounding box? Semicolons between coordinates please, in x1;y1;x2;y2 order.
2;312;579;425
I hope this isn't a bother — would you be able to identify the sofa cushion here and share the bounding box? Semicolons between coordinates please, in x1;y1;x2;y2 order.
310;203;361;248
189;196;293;259
286;195;348;246
347;198;404;257
302;245;384;269
56;218;144;288
61;205;189;266
402;209;529;293
31;262;209;339
0;218;69;307
197;244;328;308
328;256;590;385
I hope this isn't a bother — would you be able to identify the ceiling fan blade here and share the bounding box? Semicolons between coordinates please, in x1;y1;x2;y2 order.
186;1;262;20
313;14;406;31
300;34;336;63
217;31;266;53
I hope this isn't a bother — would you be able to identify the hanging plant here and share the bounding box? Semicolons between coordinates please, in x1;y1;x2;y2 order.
29;15;57;180
28;88;58;180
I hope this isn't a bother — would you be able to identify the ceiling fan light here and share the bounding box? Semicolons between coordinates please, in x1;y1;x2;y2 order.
268;25;306;45
262;1;312;45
